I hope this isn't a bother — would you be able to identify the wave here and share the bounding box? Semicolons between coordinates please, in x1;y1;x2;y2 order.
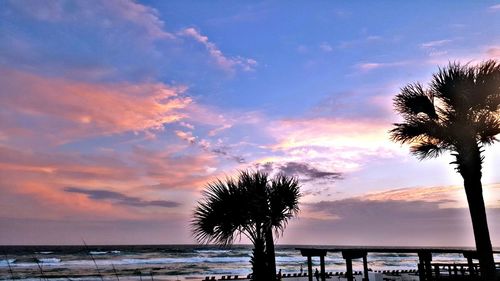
0;259;16;266
275;256;306;263
35;251;54;255
195;250;231;254
89;251;108;255
121;256;251;265
38;258;61;264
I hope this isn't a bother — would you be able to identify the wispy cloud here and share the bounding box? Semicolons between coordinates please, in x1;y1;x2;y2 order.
356;61;407;72
174;130;245;163
319;42;333;52
489;4;500;10
420;39;452;49
180;27;257;72
64;187;181;208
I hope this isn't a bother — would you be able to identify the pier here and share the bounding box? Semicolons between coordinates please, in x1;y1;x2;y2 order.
297;247;500;281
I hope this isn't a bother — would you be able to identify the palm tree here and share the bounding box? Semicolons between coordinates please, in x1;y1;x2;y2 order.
265;174;301;280
390;60;500;280
192;170;301;281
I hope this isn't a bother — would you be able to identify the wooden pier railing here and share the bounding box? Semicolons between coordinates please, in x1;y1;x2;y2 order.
296;247;500;281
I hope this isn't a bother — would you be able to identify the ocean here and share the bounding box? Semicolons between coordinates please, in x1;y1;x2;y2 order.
1;245;499;281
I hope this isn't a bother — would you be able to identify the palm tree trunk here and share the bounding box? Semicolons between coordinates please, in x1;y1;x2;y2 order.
459;145;496;280
252;236;266;281
265;226;277;281
463;176;496;280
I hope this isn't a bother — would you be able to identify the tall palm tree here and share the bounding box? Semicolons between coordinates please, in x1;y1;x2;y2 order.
192;170;301;281
390;60;500;280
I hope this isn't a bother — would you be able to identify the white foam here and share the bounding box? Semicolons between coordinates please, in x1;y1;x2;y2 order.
89;251;107;255
195;250;231;254
118;256;251;265
38;258;61;264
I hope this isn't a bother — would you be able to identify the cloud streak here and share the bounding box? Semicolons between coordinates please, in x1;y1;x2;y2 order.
64;187;181;208
356;61;407;72
256;161;342;182
420;39;452;49
180;27;257;72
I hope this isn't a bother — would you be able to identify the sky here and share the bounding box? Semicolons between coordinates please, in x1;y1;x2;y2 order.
1;0;500;246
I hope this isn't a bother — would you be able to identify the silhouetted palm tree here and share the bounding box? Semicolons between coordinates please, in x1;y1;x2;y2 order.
192;170;301;281
390;60;499;280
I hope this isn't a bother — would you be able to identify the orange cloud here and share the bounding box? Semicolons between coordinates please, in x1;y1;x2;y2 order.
0;144;223;222
0;68;191;143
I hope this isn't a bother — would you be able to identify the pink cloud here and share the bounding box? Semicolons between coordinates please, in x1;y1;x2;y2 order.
0;68;191;143
180;27;257;72
269;117;398;153
0;143;222;222
257;117;405;179
487;47;500;58
130;146;218;190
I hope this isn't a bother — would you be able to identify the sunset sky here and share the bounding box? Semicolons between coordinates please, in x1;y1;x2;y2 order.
1;0;500;246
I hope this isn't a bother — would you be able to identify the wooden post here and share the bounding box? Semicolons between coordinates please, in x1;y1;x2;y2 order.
417;251;432;281
433;265;440;278
346;258;353;281
467;257;474;276
320;255;326;281
425;256;432;280
363;254;369;281
418;258;425;280
307;256;313;281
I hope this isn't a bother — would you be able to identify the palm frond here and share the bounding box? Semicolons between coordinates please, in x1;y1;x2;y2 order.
268;174;300;237
474;112;500;145
430;62;475;111
192;177;250;245
394;83;438;119
470;60;500;110
410;140;446;160
390;117;446;145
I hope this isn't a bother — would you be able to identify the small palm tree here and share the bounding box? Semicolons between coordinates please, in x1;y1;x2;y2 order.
390;60;499;280
192;170;301;281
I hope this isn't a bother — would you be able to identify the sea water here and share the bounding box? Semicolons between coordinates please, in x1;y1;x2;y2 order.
1;245;498;280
